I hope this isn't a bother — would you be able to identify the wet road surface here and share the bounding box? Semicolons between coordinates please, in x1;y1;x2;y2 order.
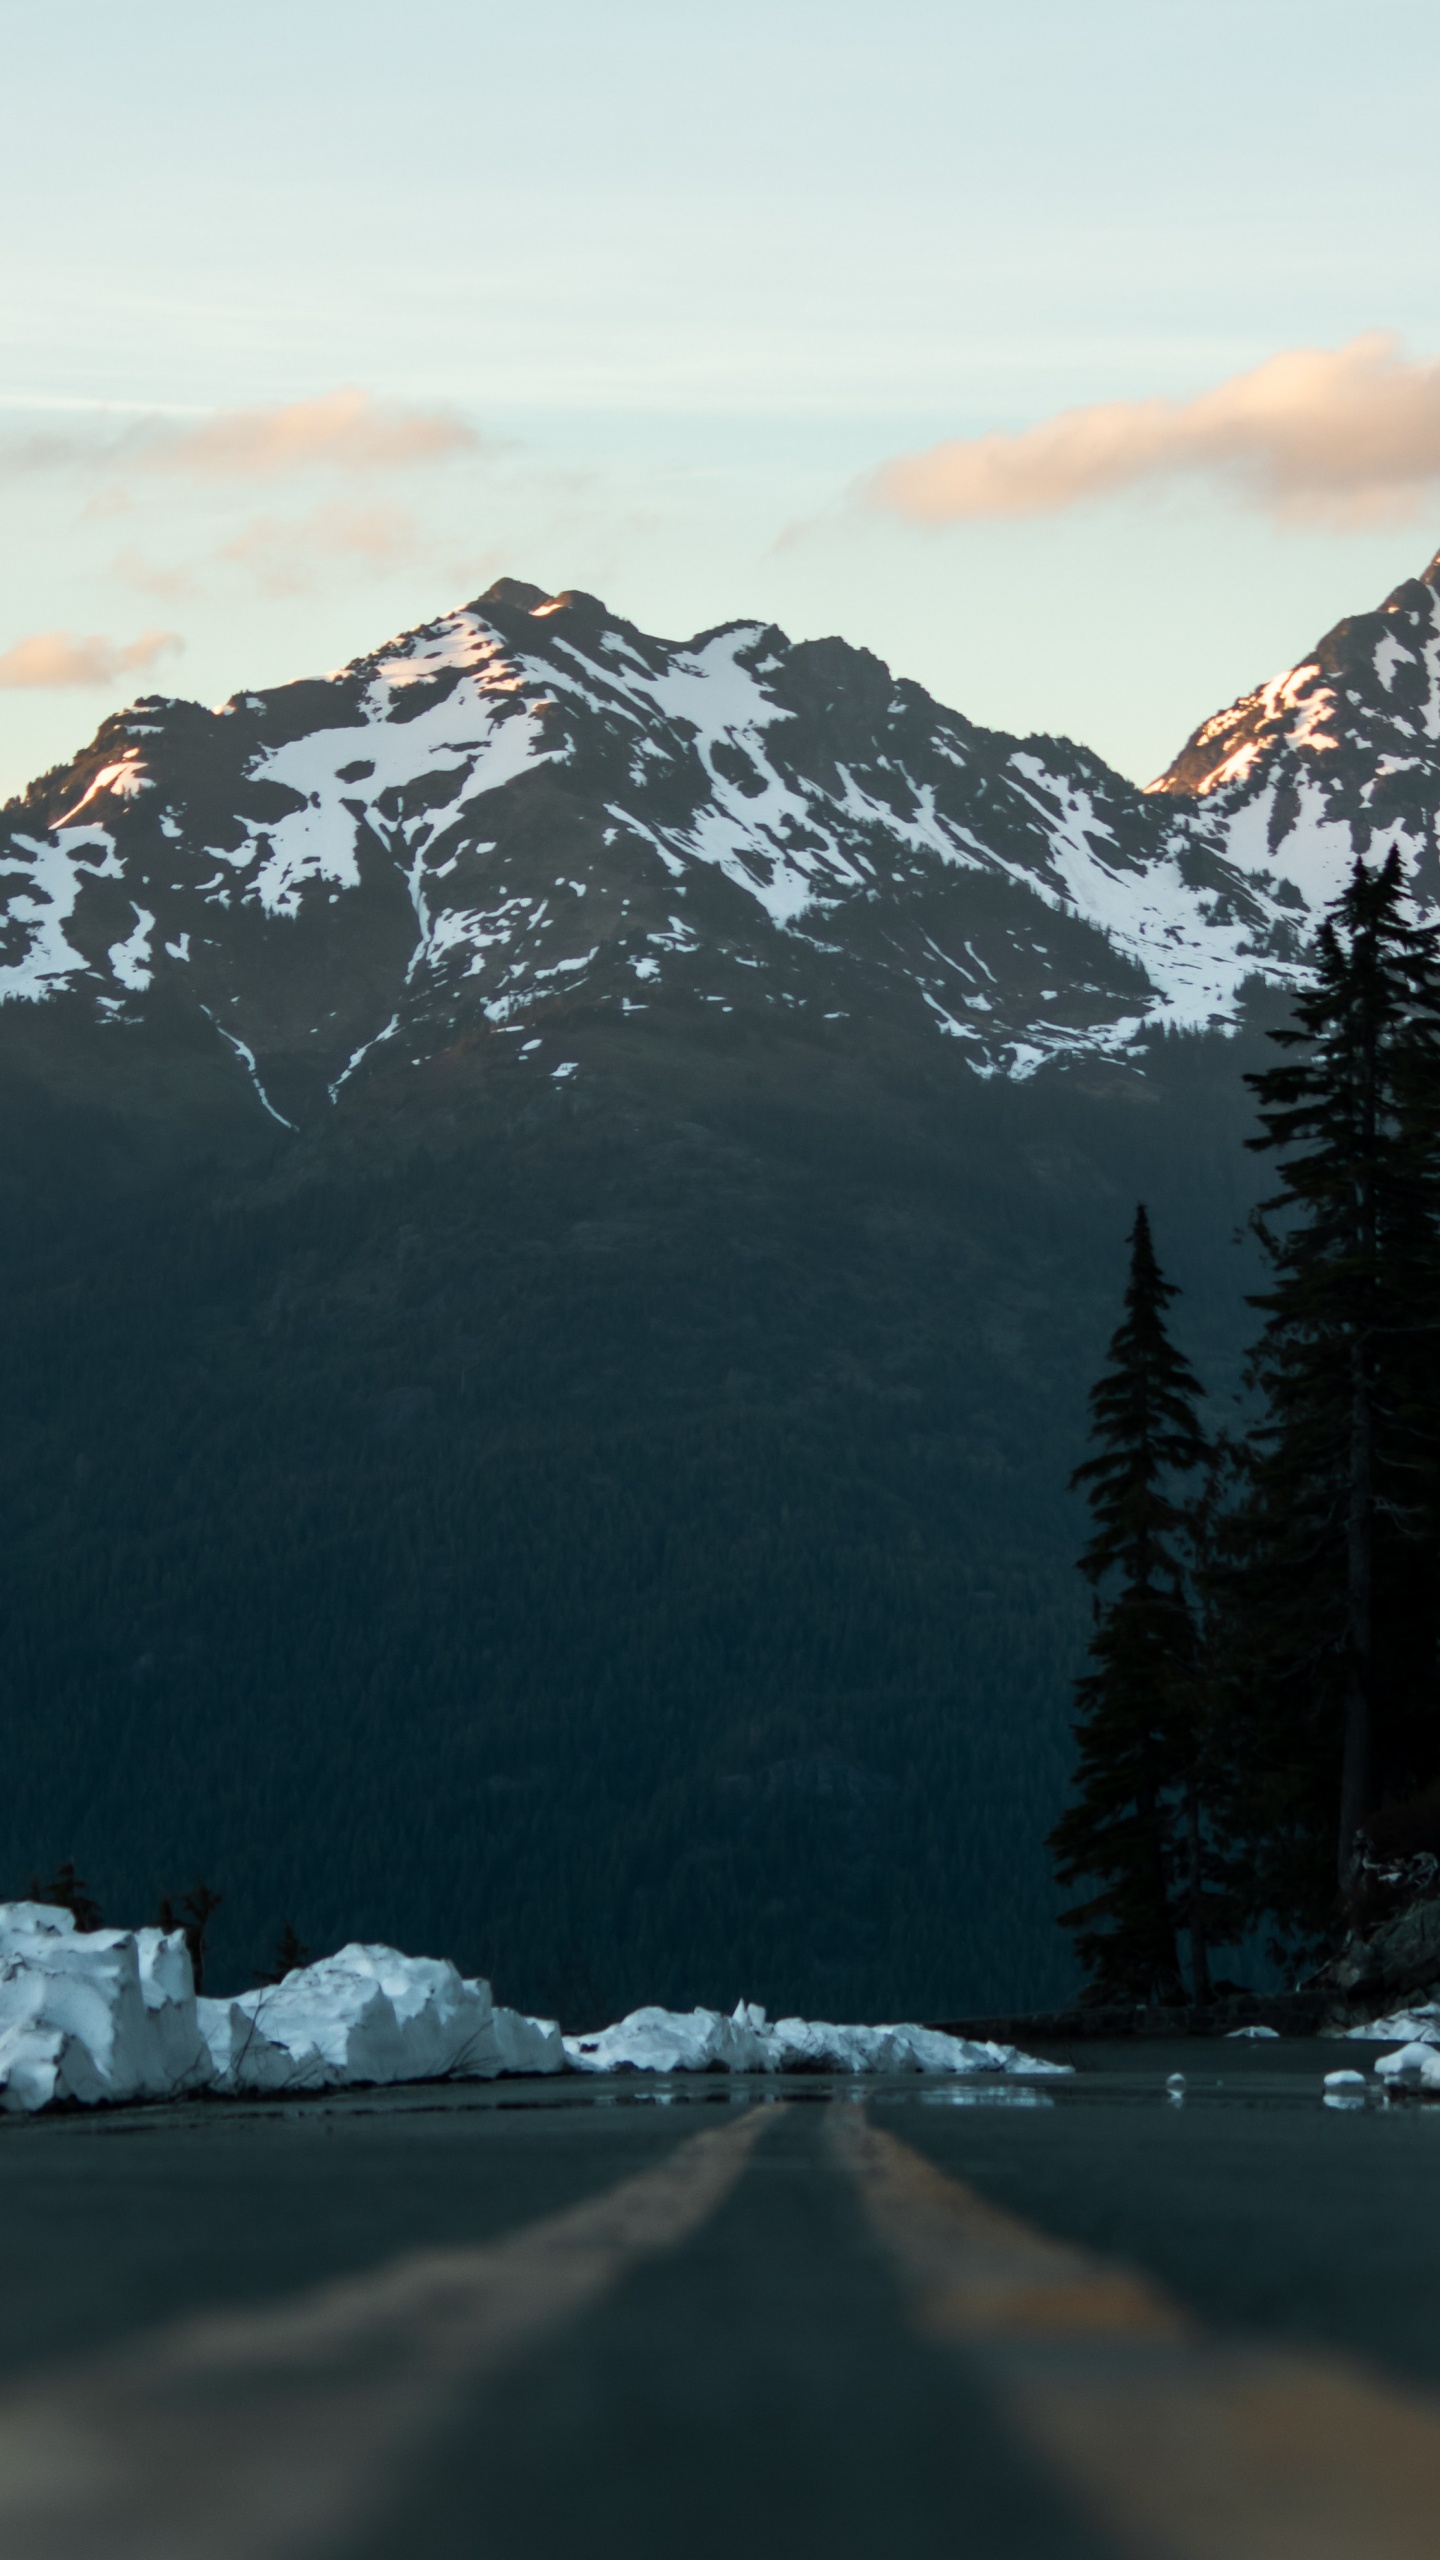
0;2040;1436;2557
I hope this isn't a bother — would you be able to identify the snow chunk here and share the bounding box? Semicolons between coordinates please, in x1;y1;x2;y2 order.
565;2005;765;2076
202;1943;563;2093
1344;2001;1440;2044
0;1919;1066;2110
0;1914;563;2112
0;1903;210;2112
493;2007;566;2074
1374;2039;1440;2091
562;1999;1067;2078
1334;1979;1440;2088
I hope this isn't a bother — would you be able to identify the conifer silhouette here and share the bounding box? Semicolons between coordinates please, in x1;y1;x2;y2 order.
257;1920;310;1985
157;1882;224;1993
1227;850;1440;1929
29;1860;102;1931
1049;1206;1208;2001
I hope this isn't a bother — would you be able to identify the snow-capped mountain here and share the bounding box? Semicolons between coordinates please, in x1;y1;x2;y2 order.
1151;547;1440;913
0;577;1322;1134
20;564;1437;2023
3;554;1438;1135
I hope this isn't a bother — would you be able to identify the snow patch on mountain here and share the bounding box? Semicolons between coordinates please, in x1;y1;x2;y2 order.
4;558;1439;1118
1150;550;1440;933
0;827;121;1002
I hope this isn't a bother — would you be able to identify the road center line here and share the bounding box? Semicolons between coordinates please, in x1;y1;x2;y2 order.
832;2108;1440;2560
0;2101;782;2560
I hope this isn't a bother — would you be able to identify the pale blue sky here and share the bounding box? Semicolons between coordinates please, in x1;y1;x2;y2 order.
3;0;1439;797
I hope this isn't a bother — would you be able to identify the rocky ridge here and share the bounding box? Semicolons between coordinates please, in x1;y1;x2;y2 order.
1150;546;1440;915
6;567;1411;1138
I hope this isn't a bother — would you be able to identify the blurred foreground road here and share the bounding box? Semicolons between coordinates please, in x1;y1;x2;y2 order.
0;2041;1437;2558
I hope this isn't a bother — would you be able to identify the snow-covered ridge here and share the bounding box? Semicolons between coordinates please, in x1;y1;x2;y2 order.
1149;550;1440;921
0;1904;1062;2112
3;559;1437;1114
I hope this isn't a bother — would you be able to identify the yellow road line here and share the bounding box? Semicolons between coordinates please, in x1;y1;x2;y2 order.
833;2109;1440;2560
0;2101;780;2560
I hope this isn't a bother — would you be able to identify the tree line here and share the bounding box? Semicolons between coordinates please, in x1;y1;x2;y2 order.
22;1863;308;1992
1053;851;1440;2001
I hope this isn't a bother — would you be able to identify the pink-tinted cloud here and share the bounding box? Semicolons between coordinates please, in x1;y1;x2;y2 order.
218;501;424;595
4;390;478;484
0;627;183;689
111;548;203;603
151;389;477;481
866;335;1440;531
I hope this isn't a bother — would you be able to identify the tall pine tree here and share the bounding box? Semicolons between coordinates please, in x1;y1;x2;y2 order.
1224;850;1440;1936
1050;1205;1210;2003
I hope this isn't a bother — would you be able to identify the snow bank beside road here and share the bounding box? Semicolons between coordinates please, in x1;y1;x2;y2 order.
1342;2001;1440;2091
0;1902;213;2111
1345;2001;1440;2045
200;1943;563;2093
563;2000;1068;2079
0;1905;561;2112
0;1907;1063;2112
1372;2040;1440;2091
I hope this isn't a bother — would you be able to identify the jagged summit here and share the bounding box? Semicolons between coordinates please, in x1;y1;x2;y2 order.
0;563;1426;1140
1148;543;1440;912
480;576;553;613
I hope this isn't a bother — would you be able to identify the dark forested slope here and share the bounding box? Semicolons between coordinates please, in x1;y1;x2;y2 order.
3;559;1438;2016
0;1009;1276;2019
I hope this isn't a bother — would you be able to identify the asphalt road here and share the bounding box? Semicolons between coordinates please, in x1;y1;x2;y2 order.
0;2042;1437;2559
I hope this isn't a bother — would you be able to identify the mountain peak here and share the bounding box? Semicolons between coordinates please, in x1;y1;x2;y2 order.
1145;539;1440;913
4;563;1428;1142
478;576;553;613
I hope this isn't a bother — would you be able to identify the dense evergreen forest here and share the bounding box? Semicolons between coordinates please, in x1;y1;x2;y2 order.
0;1000;1282;2021
1057;857;1440;2001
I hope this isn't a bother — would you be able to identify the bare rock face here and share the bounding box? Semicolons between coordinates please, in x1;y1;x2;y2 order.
1371;1894;1440;1993
1329;1855;1440;2005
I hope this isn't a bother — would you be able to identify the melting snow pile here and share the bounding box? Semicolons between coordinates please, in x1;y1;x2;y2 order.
0;1907;1064;2113
562;2000;1067;2079
1346;2000;1440;2090
0;1904;561;2112
199;1944;564;2094
0;1903;213;2111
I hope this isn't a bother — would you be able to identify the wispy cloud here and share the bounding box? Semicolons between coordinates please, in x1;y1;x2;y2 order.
111;549;203;604
217;502;425;596
1;388;480;485
865;335;1440;532
146;389;477;481
0;628;183;690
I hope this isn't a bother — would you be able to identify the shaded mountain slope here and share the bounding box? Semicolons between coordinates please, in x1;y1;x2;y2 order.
0;1009;1275;2020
